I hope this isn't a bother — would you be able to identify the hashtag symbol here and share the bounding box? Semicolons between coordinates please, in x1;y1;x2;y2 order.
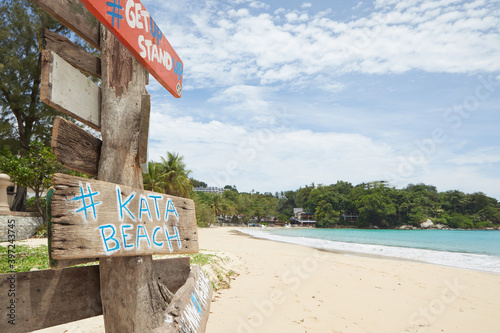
73;182;102;221
106;0;123;29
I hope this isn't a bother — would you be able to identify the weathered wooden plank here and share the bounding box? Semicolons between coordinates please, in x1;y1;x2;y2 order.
51;117;101;177
41;50;101;130
0;257;191;333
154;257;191;295
32;0;100;50
0;265;102;333
152;266;213;333
139;94;150;173
47;187;99;269
42;28;101;78
50;173;198;260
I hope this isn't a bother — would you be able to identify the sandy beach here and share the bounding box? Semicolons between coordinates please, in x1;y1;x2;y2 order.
202;228;500;333
31;227;500;333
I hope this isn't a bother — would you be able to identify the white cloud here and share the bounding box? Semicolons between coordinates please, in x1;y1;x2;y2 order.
353;2;364;10
207;85;274;123
448;147;500;165
148;112;399;191
142;0;500;199
249;1;270;10
148;111;500;198
151;0;500;90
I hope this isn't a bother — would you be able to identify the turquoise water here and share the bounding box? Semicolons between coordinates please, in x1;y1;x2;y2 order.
264;229;500;257
241;228;500;274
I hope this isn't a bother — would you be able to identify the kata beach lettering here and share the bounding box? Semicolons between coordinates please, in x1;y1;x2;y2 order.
73;181;182;255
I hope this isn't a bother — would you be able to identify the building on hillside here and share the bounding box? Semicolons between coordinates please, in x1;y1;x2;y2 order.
341;210;359;223
193;186;225;194
364;180;392;189
290;208;316;227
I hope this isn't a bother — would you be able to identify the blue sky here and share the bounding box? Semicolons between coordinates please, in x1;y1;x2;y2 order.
139;0;500;198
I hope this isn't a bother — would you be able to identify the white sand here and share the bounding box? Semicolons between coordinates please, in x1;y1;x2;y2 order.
202;228;500;333
24;227;500;332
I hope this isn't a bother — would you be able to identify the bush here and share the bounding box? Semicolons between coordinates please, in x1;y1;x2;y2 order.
447;213;473;229
475;221;493;229
432;217;448;225
195;201;216;227
408;212;426;226
27;196;47;212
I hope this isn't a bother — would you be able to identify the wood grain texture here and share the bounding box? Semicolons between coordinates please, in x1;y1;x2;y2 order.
139;94;150;173
51;116;101;177
32;0;100;49
42;28;101;78
98;24;172;332
154;257;191;295
0;258;191;333
41;50;101;130
151;266;213;333
0;265;101;333
47;187;98;269
50;173;198;259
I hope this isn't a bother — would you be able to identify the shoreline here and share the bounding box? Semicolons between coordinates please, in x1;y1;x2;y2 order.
237;227;500;275
202;227;500;333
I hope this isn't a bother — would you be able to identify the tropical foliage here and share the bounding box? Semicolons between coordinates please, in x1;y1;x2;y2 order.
189;179;500;229
143;152;193;198
0;0;68;152
159;152;192;198
272;182;500;229
0;141;65;223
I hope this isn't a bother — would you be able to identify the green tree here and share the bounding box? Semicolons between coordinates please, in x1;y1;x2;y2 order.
0;0;69;210
202;193;227;217
441;190;467;213
159;152;192;198
143;162;165;193
314;200;340;228
190;178;207;188
0;141;64;223
247;194;278;223
276;190;297;222
479;205;500;225
0;0;67;151
354;186;396;228
191;192;216;227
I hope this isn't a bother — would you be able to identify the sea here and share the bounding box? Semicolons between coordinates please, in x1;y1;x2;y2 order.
238;228;500;274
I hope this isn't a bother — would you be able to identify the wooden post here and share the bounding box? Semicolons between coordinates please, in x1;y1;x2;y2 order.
98;26;167;332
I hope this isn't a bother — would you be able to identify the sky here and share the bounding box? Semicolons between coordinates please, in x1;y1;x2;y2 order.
139;0;500;199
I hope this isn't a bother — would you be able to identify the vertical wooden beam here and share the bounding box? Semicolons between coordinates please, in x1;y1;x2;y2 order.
139;94;151;173
98;26;167;332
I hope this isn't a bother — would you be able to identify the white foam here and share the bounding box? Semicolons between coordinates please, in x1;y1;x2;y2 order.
239;229;500;274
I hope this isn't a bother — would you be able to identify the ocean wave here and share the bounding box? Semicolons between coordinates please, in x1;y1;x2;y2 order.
238;228;500;274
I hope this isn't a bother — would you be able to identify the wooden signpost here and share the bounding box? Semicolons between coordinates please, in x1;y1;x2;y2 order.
50;173;198;259
41;50;101;130
3;0;213;332
0;257;192;333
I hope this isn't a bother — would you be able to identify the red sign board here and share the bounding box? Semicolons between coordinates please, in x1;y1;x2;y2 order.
80;0;183;97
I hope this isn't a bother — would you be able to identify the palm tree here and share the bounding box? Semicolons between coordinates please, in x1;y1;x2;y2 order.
205;193;226;216
143;162;165;193
159;152;192;198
